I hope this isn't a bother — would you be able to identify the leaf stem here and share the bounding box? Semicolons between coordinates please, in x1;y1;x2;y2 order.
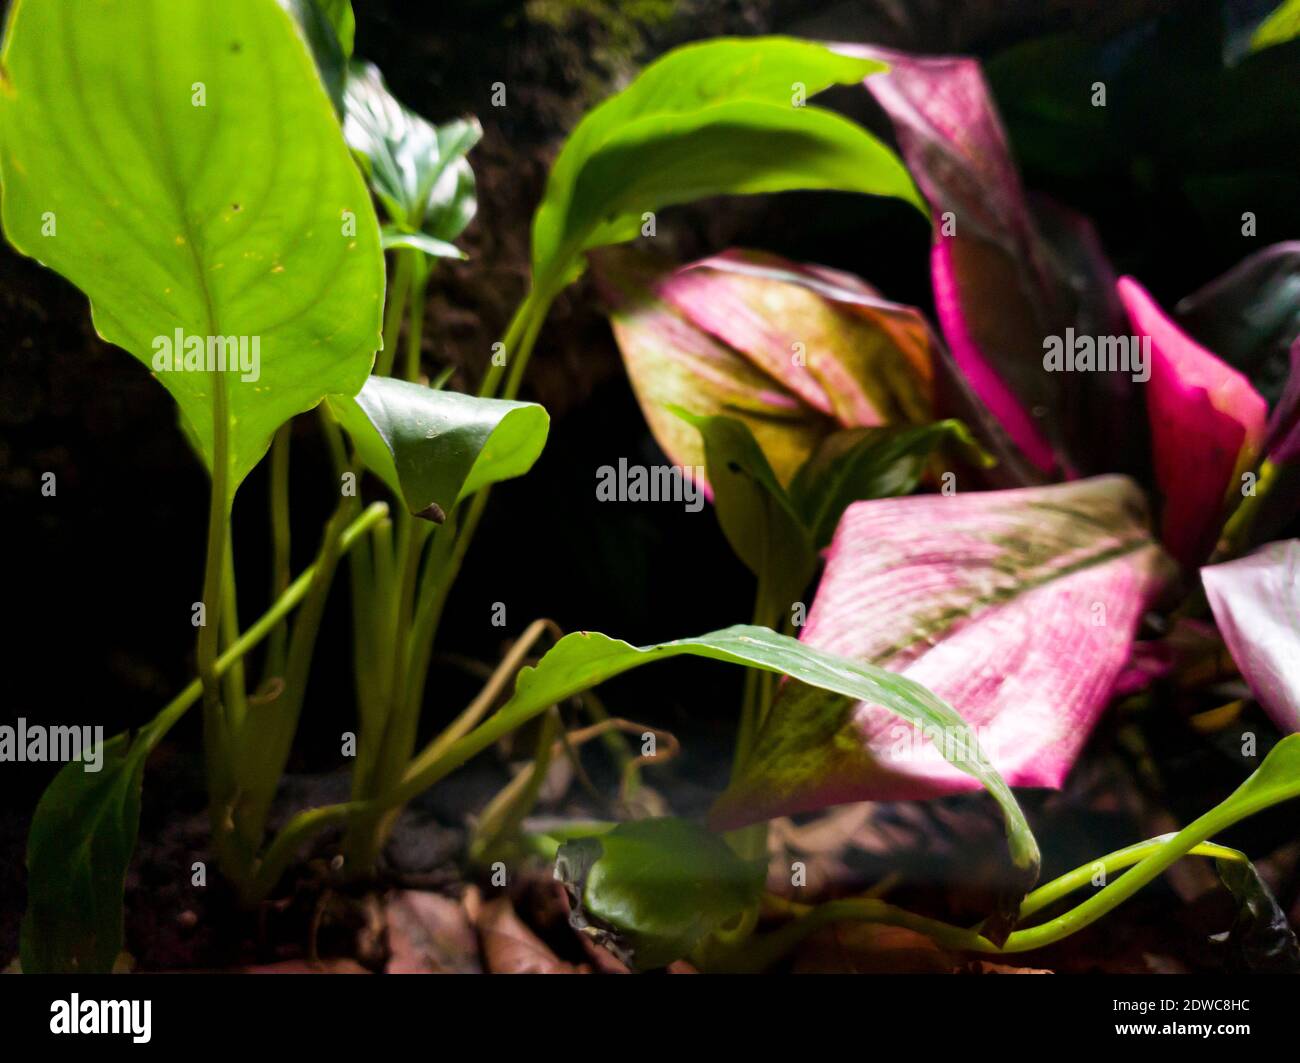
132;502;389;781
265;422;292;679
197;371;236;870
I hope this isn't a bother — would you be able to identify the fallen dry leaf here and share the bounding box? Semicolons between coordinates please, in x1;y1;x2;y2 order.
475;895;590;974
385;890;481;974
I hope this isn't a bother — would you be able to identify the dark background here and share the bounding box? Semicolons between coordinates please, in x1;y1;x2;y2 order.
3;0;1298;964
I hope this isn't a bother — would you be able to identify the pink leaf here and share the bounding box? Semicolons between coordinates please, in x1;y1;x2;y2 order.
713;476;1173;826
1117;276;1268;567
856;46;1064;476
1202;540;1300;734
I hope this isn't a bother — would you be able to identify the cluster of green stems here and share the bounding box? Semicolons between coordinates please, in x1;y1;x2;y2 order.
182;250;562;903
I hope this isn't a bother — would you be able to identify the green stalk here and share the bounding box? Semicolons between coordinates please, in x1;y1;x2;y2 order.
1216;458;1278;560
715;836;1263;972
197;371;238;874
328;278;557;877
264;422;292;679
230;490;363;861
220;540;248;736
478;285;546;399
164;502;389;720
728;568;782;864
124;500;390;889
375;250;414;379
339;247;435;871
403;256;431;383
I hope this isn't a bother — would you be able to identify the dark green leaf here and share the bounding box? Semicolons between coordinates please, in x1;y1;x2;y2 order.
556;818;765;970
1175;243;1300;406
316;0;354;57
671;408;815;611
789;420;989;548
19;699;180;974
279;0;347;109
327;376;549;518
1213;856;1300;973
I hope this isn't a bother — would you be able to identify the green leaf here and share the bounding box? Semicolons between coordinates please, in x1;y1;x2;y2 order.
789;420;989;548
343;60;481;251
327;376;549;519
380;225;466;260
531;36;922;293
20;711;177;973
1253;0;1300;52
399;624;1040;893
279;0;347;109
555;818;765;970
316;0;354;57
672;407;815;611
0;0;385;498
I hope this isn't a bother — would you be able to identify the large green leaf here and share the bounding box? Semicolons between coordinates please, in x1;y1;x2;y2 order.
0;0;385;496
531;37;923;293
397;624;1040;890
555;818;765;971
343;60;480;254
327;376;549;519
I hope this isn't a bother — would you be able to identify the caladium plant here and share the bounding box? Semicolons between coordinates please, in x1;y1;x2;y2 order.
855;42;1299;570
583;34;1300;970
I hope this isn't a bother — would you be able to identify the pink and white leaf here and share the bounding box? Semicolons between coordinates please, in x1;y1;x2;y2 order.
713;476;1174;827
1202;539;1300;734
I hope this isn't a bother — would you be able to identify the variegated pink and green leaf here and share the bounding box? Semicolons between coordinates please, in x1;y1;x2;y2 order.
712;476;1175;828
592;248;935;490
1202;539;1300;734
1117;277;1269;567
